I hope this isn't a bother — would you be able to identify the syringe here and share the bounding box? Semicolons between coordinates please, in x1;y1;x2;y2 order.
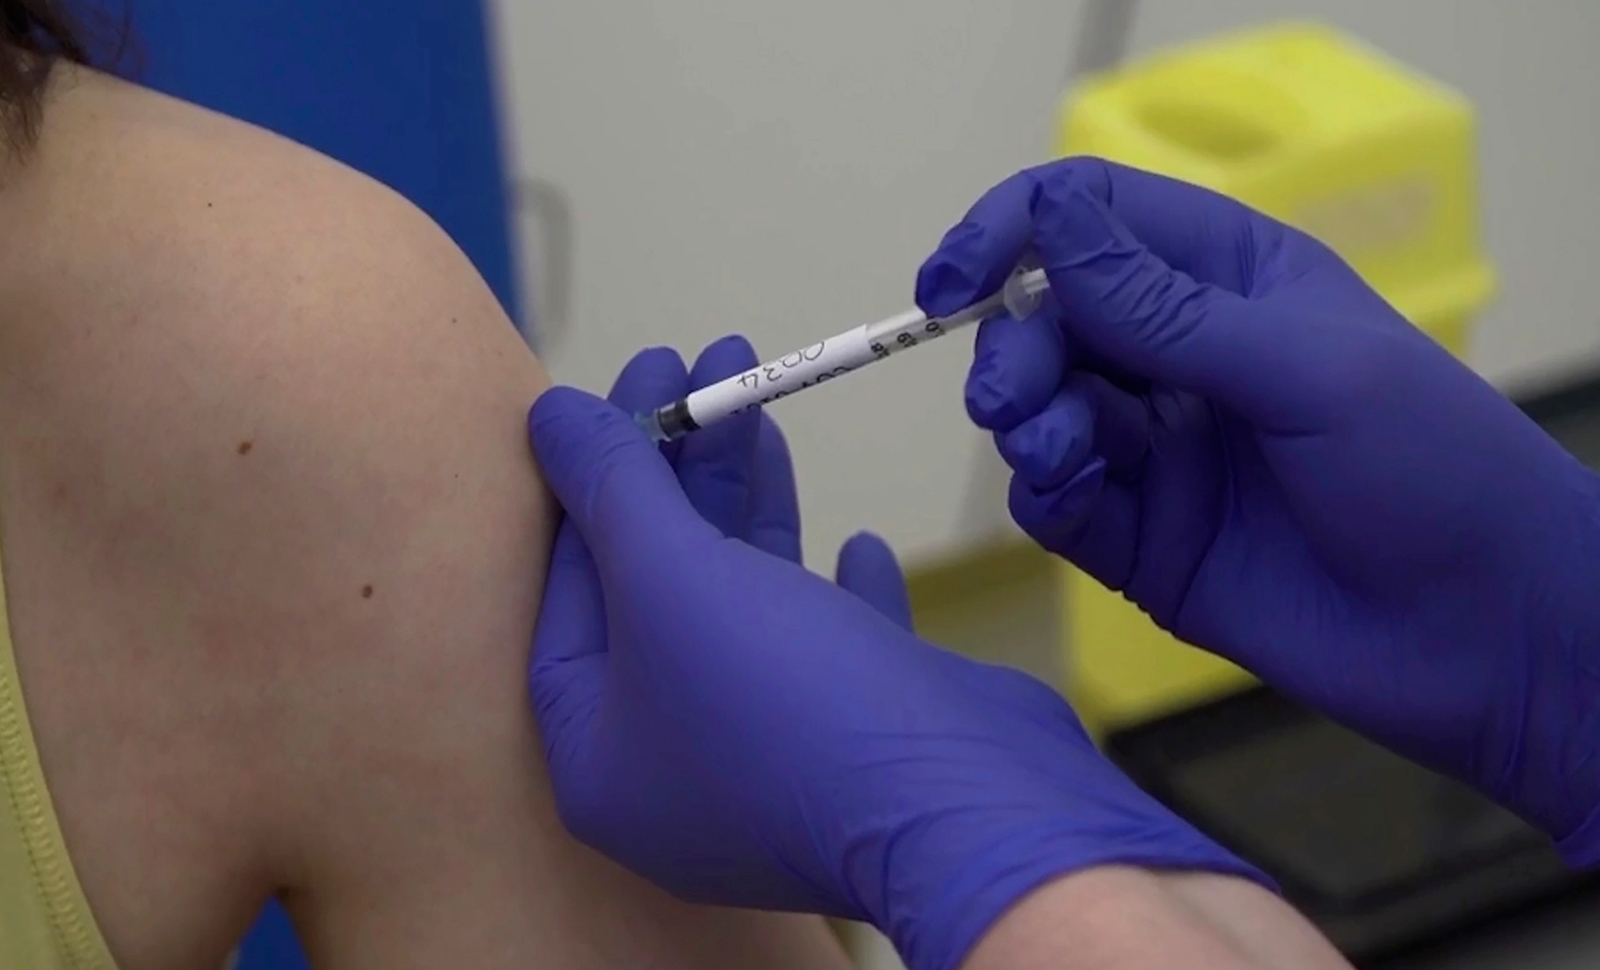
636;264;1050;442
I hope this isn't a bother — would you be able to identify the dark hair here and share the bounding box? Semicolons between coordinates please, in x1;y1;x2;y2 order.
0;1;99;153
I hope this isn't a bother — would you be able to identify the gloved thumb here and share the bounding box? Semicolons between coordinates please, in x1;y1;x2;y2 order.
528;386;710;572
1033;179;1299;422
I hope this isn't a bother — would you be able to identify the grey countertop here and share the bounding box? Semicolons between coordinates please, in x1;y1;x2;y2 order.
1372;884;1600;970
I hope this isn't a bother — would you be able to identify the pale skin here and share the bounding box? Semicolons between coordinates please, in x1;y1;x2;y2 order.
965;870;1354;970
0;66;848;970
0;64;1357;970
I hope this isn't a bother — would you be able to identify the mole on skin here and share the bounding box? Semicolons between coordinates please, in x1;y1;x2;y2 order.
237;440;253;455
361;585;374;599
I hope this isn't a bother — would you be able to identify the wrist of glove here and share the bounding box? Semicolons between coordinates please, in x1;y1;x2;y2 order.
816;652;1274;970
869;765;1272;970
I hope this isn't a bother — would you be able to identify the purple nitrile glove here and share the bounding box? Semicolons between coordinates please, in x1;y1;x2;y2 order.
916;156;1600;864
527;337;1266;970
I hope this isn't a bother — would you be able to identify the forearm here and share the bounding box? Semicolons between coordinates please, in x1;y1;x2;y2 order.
962;868;1350;970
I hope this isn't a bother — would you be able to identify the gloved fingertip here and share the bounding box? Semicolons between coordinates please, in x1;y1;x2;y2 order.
836;530;913;631
838;529;897;571
939;219;984;250
609;346;691;416
966;311;1071;432
1005;427;1080;490
995;398;1096;490
692;334;760;382
915;256;985;318
715;332;757;355
616;345;690;388
632;344;689;371
964;357;1024;431
1006;457;1106;549
529;385;602;446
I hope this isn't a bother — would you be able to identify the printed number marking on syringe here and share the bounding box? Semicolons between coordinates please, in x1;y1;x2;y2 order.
733;316;951;405
684;309;948;427
652;266;1048;439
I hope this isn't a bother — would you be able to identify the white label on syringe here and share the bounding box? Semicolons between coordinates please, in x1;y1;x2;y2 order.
682;321;889;427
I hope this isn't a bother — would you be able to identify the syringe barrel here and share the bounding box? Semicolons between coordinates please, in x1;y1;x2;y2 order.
636;262;1051;443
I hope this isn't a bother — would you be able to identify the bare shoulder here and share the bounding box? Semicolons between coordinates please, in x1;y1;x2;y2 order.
1;66;537;406
0;69;847;970
0;68;552;969
0;67;543;489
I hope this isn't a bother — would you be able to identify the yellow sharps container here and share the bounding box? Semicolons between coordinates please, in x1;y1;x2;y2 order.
1053;22;1496;737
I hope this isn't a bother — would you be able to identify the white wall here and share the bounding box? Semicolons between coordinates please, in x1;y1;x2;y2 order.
491;0;1600;572
493;0;1085;569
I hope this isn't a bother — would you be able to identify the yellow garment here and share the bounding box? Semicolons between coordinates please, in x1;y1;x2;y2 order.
0;547;118;969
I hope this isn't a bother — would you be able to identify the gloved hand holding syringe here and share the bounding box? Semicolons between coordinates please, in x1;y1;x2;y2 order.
636;264;1050;442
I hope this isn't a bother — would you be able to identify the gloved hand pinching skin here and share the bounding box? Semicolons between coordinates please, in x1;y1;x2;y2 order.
527;338;1267;970
916;157;1600;863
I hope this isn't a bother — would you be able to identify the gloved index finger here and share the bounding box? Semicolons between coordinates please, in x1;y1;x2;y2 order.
1027;179;1294;420
915;171;1039;318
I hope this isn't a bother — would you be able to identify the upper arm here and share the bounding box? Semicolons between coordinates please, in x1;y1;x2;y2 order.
0;122;849;969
